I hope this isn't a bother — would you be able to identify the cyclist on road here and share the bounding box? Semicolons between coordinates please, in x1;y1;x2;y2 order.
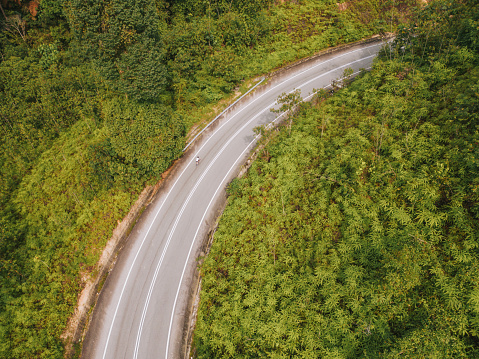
196;156;200;166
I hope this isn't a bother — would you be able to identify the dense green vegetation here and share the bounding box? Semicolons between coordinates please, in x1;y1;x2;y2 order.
0;0;418;357
195;1;479;357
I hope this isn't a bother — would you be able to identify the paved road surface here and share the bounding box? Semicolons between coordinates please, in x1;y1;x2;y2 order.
81;39;388;359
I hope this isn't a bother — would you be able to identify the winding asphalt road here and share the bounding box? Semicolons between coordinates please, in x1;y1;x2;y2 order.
81;39;388;359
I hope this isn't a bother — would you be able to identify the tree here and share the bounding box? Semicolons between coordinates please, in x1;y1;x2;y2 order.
67;0;169;102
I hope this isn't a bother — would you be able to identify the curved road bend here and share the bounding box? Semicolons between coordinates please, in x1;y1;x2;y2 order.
81;39;387;359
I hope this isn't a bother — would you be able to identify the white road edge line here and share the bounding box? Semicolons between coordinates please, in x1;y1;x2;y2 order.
100;41;384;359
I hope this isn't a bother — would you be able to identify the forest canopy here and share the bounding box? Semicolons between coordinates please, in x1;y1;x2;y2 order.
1;0;420;357
194;0;479;357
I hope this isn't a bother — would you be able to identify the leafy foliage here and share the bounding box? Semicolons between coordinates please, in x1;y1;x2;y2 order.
0;0;420;357
164;0;413;120
195;1;479;357
89;98;185;188
67;0;169;102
